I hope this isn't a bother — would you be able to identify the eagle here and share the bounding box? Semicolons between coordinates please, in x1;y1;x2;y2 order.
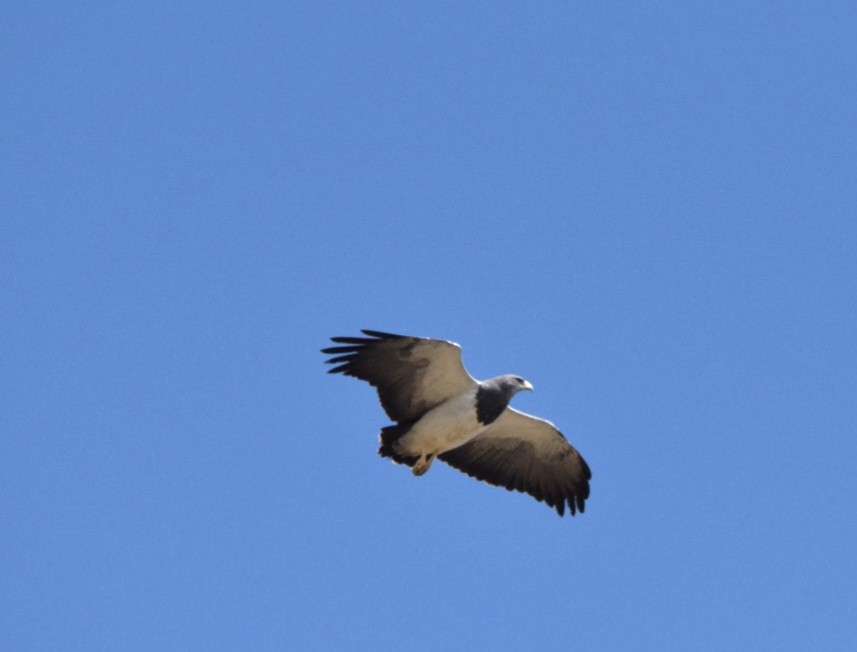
322;330;591;517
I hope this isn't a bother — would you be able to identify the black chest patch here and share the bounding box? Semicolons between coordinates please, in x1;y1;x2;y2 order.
475;384;511;426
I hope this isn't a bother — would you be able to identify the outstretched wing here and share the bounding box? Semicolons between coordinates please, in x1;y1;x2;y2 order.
439;407;591;517
322;330;477;422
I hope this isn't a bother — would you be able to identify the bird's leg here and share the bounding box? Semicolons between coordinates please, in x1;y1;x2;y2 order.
412;453;435;476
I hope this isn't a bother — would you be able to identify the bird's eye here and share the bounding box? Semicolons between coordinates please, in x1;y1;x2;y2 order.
515;377;524;384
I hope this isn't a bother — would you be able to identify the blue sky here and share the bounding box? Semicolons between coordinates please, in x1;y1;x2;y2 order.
3;2;856;650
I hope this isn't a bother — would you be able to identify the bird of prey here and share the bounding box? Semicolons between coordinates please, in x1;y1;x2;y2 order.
322;330;591;517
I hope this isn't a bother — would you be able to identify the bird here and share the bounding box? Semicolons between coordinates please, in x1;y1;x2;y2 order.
322;330;591;517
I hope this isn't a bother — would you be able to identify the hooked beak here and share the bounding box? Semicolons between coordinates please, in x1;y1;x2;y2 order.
522;380;534;392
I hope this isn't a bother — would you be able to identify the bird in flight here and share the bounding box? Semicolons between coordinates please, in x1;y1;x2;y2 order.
322;330;591;517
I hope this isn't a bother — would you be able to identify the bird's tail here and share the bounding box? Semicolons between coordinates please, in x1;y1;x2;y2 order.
378;423;419;467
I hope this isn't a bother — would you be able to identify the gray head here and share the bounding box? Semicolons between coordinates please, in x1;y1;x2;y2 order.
489;374;534;396
475;375;534;426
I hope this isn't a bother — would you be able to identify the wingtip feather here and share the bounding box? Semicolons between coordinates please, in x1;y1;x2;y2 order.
360;329;406;339
329;336;371;345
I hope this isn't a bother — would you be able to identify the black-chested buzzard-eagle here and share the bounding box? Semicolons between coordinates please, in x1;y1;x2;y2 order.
322;330;591;517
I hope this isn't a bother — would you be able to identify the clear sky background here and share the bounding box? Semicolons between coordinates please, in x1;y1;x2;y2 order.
3;2;856;650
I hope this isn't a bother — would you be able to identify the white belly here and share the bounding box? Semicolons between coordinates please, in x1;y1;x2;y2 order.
397;389;484;457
